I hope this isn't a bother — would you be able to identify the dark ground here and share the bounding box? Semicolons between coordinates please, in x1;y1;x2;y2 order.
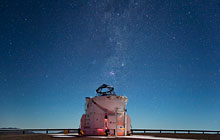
136;133;220;140
1;133;220;140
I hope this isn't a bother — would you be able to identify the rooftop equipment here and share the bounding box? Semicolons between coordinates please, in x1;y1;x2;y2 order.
80;84;131;136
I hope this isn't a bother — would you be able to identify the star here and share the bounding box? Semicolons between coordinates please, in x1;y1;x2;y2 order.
109;71;115;76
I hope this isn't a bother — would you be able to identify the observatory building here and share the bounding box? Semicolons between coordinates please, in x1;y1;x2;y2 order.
80;84;131;136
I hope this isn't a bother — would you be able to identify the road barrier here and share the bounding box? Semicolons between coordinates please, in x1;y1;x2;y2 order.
0;128;79;134
131;129;220;135
0;128;220;135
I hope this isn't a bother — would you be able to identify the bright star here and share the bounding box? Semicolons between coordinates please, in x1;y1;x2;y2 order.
109;71;115;76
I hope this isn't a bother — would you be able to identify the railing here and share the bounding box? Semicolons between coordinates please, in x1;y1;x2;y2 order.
131;129;220;135
0;128;79;134
1;128;220;135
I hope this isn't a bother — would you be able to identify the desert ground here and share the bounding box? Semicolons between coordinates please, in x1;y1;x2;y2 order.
1;133;220;140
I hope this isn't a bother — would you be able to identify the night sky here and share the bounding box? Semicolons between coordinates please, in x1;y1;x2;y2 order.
1;0;220;130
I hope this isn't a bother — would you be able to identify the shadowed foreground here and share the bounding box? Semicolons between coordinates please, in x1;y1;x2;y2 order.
1;134;220;140
0;135;128;140
135;133;220;140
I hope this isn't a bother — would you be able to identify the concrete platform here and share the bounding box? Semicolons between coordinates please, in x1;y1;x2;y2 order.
49;133;196;140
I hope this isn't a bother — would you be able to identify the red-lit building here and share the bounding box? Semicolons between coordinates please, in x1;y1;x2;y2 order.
80;84;131;136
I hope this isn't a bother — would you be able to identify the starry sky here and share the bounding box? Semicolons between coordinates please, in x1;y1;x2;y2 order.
1;0;220;130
